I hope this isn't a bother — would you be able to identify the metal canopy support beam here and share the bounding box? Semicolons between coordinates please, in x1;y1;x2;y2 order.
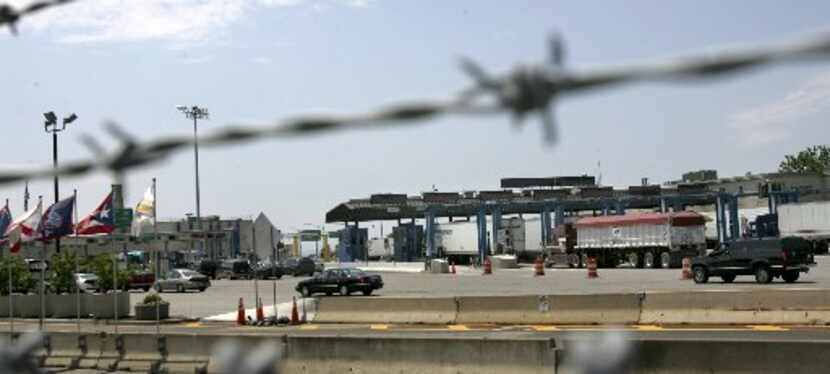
715;195;727;244
491;207;501;255
477;207;487;263
424;209;435;259
541;206;551;246
615;200;625;215
727;194;739;240
554;205;564;226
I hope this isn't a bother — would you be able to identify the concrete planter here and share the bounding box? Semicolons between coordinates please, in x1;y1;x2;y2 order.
15;294;47;318
50;294;84;318
134;303;169;320
84;292;130;319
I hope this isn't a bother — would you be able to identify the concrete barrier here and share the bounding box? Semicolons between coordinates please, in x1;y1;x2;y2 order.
314;297;458;324
557;338;830;374
456;294;641;325
283;334;556;374
640;289;830;325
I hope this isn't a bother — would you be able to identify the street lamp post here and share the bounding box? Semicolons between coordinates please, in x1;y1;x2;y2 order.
43;111;77;250
176;106;209;257
41;111;77;330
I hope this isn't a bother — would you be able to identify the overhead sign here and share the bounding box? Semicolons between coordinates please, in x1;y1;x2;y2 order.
114;208;133;230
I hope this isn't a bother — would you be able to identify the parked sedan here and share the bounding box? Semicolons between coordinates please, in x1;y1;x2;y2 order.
73;273;99;293
153;269;211;293
295;268;383;297
253;262;284;280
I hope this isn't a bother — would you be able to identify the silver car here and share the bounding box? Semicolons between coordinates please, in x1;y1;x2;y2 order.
153;269;211;293
74;273;99;293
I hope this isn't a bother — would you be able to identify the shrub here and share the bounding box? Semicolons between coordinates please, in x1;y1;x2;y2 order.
89;254;130;292
0;256;33;295
49;251;79;294
140;293;168;306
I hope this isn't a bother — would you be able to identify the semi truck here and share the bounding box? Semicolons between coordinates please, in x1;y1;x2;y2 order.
777;201;830;254
572;211;707;268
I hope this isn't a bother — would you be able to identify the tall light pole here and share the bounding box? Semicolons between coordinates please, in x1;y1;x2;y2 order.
176;105;209;257
43;111;78;254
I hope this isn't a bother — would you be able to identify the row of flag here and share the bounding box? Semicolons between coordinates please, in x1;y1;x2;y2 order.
0;183;156;254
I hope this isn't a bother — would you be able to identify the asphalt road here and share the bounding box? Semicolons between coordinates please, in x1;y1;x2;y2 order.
116;256;830;319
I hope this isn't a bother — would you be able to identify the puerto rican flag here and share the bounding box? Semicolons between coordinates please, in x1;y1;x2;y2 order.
75;193;115;235
4;201;42;253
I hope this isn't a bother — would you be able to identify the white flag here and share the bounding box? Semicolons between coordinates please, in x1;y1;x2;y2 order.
5;200;42;253
131;185;155;237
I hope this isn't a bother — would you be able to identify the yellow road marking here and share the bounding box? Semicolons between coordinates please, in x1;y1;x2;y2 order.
448;325;470;331
637;325;664;331
182;322;202;328
748;325;788;331
299;325;319;330
531;325;559;331
370;324;389;330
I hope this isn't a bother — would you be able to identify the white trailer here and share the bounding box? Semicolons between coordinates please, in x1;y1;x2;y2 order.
367;237;393;260
435;220;480;262
778;201;830;253
574;211;706;268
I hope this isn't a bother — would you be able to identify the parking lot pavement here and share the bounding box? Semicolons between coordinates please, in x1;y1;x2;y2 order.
133;256;830;319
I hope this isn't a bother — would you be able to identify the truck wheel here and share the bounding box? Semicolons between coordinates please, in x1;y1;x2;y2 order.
567;254;579;268
660;252;671;269
580;254;588;268
644;252;655;268
301;286;311;297
627;253;640;268
754;266;772;284
339;285;350;296
692;266;708;284
782;271;799;283
721;274;736;283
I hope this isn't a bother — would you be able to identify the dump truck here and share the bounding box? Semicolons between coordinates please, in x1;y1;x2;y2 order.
573;211;707;268
777;201;830;254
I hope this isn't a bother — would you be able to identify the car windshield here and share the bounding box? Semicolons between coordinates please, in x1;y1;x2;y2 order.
342;268;366;276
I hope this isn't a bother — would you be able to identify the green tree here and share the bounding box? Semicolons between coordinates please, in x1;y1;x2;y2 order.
49;252;84;294
0;256;34;295
779;145;830;174
88;254;129;292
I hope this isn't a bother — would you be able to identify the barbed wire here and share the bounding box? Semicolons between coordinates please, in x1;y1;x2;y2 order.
0;0;74;35
1;1;830;187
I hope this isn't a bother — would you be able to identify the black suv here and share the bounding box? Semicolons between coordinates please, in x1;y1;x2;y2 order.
691;237;815;284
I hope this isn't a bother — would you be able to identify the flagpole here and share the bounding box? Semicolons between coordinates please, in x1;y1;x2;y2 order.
152;178;160;335
37;195;44;331
73;189;81;336
5;198;13;339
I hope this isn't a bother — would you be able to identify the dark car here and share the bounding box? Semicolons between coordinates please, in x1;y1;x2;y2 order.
217;259;253;280
197;260;220;279
253;262;284;280
295;268;383;297
691;237;815;284
282;257;317;277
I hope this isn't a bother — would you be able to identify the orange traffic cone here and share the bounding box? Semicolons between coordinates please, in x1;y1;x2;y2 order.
534;256;545;276
236;297;246;325
450;261;456;274
290;296;299;325
256;297;265;322
681;257;692;280
482;257;492;275
587;257;599;279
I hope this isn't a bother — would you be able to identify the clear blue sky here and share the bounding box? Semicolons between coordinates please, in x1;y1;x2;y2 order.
1;0;829;233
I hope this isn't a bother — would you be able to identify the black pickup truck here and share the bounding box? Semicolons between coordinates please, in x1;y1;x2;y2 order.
691;237;815;284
